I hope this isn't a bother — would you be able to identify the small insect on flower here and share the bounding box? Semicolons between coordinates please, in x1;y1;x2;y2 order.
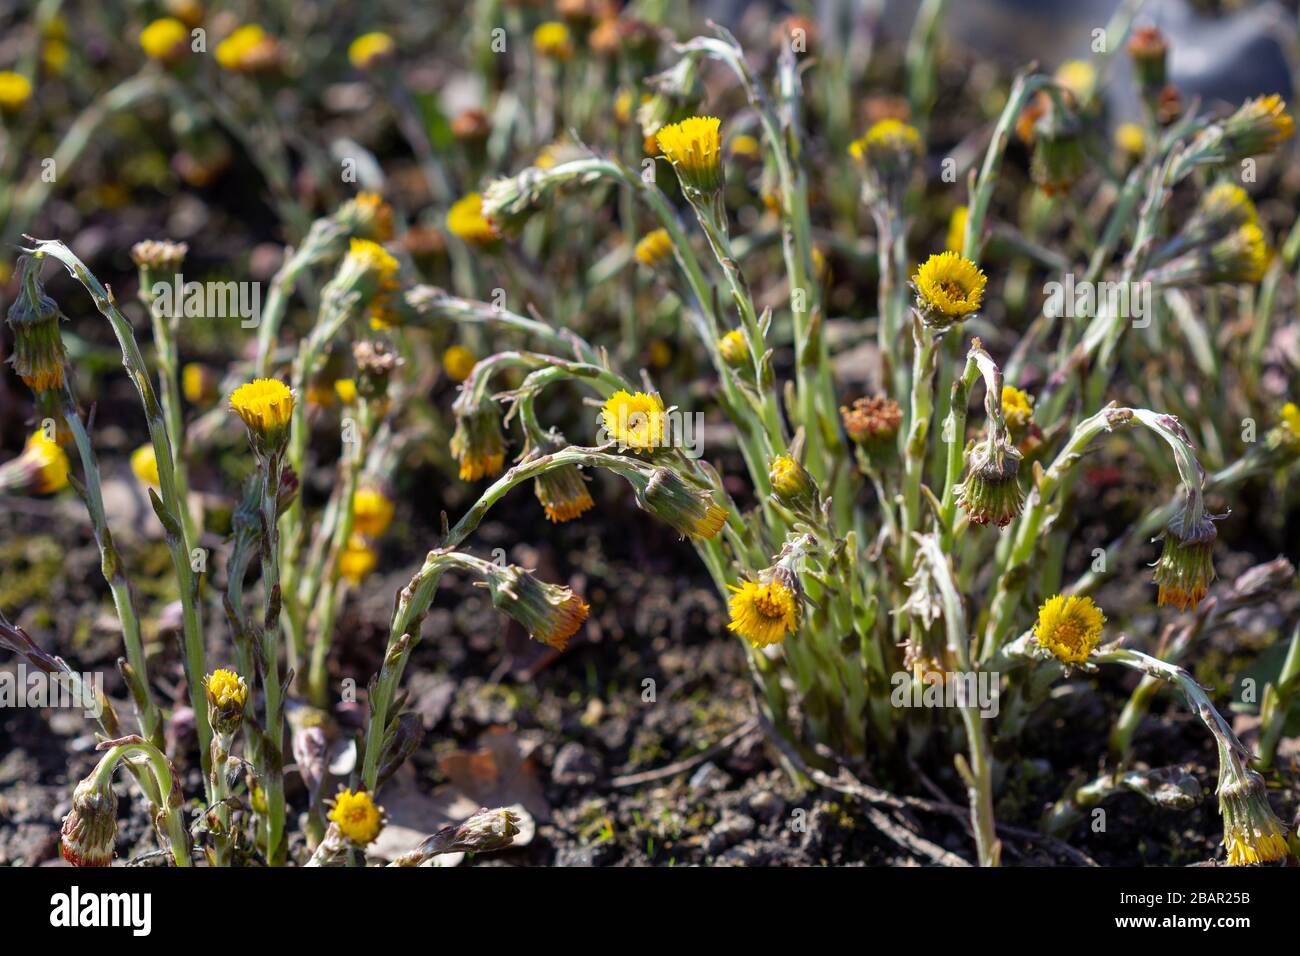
601;390;666;451
351;485;395;537
1152;509;1219;611
656;116;725;194
327;789;385;846
1218;771;1290;866
229;378;295;456
338;534;378;583
214;24;279;72
139;17;190;63
450;396;507;481
446;192;501;247
482;564;589;650
533;21;575;61
634;228;674;267
728;576;800;648
204;668;248;736
912;252;987;329
442;345;478;383
1033;594;1106;664
130;444;160;488
0;431;70;496
60;776;118;867
348;31;395;71
0;71;33;112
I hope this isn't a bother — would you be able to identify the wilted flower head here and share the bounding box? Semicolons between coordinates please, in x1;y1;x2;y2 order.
229;378;295;456
956;440;1024;528
912;252;987;329
533;439;594;523
130;238;188;275
6;256;68;394
348;31;395;70
60;775;119;867
1033;594;1106;664
601;390;666;451
1218;769;1289;866
139;18;190;63
327;789;385;846
636;467;728;540
352;338;403;400
1152;507;1220;611
481;563;589;650
450;395;507;481
392;807;521;865
656;116;724;194
728;570;801;648
446;193;501;247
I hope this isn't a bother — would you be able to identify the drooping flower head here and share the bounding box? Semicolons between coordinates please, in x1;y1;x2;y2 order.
446;192;501;247
327;789;385;846
956;439;1024;528
229;378;295;456
601;390;666;452
482;564;589;650
60;775;118;867
1033;594;1106;664
1152;508;1219;611
636;467;728;540
450;395;506;481
1218;768;1290;866
656;116;724;194
533;438;595;523
6;256;68;394
912;252;987;329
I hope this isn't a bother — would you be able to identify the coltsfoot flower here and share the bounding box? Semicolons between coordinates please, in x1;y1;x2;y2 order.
204;668;248;735
634;228;674;267
352;485;395;537
637;467;728;540
1001;386;1035;439
945;206;969;253
1267;401;1300;454
230;378;295;456
534;447;595;523
601;390;665;451
0;431;70;495
841;395;902;461
338;238;401;298
130;444;160;488
442;345;477;383
1034;594;1106;664
956;441;1024;527
337;191;395;242
334;378;358;405
0;71;33;112
849;118;922;203
769;454;817;511
348;31;395;70
6;258;68;394
1114;122;1146;160
1054;59;1097;105
214;24;279;72
482;564;589;650
327;789;385;846
728;574;801;648
139;18;190;63
446;193;500;247
533;21;575;61
60;775;118;867
1221;93;1294;158
1207;223;1269;283
1152;509;1219;611
339;534;378;583
656;116;724;194
1219;771;1289;866
718;329;749;368
1127;26;1168;94
450;396;507;481
912;252;987;329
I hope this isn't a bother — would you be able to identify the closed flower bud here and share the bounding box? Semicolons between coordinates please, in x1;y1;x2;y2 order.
1152;508;1219;611
1127;26;1168;94
718;329;749;368
769;454;817;511
450;395;507;481
956;440;1024;528
181;363;218;404
1218;770;1289;865
6;256;68;394
60;775;119;867
1030;113;1087;196
1220;93;1294;159
204;668;247;736
481;564;589;651
636;467;728;540
352;338;403;401
534;446;595;523
392;807;521;865
336;192;395;243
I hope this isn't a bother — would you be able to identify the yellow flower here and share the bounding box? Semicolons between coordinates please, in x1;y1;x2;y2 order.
139;18;189;62
348;31;395;70
442;345;477;383
848;117;922;162
130;444;160;487
946;206;968;254
729;134;761;158
1054;59;1097;104
533;22;574;61
344;238;400;286
1280;402;1300;444
769;454;816;509
1219;773;1290;866
25;431;69;494
446;193;500;247
339;191;395;242
912;251;987;327
0;71;33;112
727;579;799;648
601;390;665;451
634;228;674;267
214;24;277;72
1033;594;1106;664
181;363;215;404
338;534;378;583
656;116;724;193
718;329;748;368
1224;93;1294;156
1200;182;1258;230
229;378;295;454
1114;122;1146;158
204;668;247;710
535;464;594;523
352;486;394;537
1001;386;1034;434
450;398;506;481
334;378;358;404
482;564;589;650
1209;223;1268;284
328;789;384;845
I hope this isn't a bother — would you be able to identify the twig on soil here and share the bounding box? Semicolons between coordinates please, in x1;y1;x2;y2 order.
610;718;760;789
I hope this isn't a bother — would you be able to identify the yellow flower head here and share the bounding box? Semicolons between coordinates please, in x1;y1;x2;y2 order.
483;564;589;650
442;345;477;383
1219;772;1290;866
729;134;761;158
328;789;384;845
204;668;247;710
769;454;816;509
533;22;574;61
656;116;724;193
946;206;969;254
352;486;394;537
338;191;395;242
229;378;295;454
718;329;748;368
849;117;922;162
1279;402;1300;445
338;534;378;583
140;18;189;62
1224;93;1295;156
334;378;358;404
1208;223;1268;284
1200;182;1258;231
727;578;800;648
181;363;215;404
1001;386;1034;434
535;462;595;523
912;251;987;328
215;24;278;72
343;238;400;287
1033;594;1106;664
1054;59;1097;104
348;31;395;70
637;467;728;540
0;71;33;112
634;228;674;267
23;431;70;494
130;444;160;487
446;193;500;247
601;390;665;451
1114;122;1146;158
